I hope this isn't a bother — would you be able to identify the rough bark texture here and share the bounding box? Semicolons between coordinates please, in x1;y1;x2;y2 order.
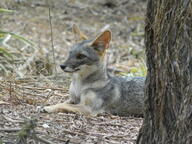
137;0;192;144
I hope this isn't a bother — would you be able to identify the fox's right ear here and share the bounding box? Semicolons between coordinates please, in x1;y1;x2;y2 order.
72;24;88;42
91;30;111;56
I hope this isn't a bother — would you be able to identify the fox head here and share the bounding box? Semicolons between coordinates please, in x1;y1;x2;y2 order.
60;24;111;74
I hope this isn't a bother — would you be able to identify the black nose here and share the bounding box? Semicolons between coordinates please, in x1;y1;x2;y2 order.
60;64;66;70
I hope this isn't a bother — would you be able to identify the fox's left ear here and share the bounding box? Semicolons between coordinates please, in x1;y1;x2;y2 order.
91;30;111;54
72;24;88;42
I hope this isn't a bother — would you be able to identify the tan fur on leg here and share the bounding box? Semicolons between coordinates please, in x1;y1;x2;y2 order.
44;103;91;115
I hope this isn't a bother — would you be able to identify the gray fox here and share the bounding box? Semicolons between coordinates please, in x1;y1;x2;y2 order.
43;24;145;116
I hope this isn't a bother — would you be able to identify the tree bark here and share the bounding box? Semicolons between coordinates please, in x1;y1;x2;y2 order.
137;0;192;144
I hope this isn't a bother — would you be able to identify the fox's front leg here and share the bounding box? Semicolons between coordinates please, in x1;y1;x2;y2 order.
62;96;80;105
43;103;91;115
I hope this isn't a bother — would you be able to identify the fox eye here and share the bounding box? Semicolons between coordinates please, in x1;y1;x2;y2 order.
76;53;87;59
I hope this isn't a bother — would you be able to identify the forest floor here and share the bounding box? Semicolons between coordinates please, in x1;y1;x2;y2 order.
0;0;146;143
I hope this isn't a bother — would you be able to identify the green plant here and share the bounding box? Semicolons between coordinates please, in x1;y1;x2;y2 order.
0;8;34;76
0;139;3;144
0;8;14;13
0;30;34;45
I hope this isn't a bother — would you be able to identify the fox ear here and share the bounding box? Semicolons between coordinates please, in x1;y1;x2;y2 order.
91;30;111;54
72;24;88;42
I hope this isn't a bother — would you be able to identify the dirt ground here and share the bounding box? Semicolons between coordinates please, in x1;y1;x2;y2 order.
0;0;146;143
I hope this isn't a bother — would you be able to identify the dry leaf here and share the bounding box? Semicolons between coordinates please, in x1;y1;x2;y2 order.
0;100;9;105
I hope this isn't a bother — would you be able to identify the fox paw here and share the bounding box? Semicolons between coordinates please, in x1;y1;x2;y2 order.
36;106;52;113
42;106;54;113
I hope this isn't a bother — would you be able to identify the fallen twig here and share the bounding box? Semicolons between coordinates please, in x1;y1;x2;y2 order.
32;135;55;144
0;128;21;132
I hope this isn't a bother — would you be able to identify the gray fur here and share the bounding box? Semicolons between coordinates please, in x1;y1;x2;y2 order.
62;40;145;116
44;31;145;116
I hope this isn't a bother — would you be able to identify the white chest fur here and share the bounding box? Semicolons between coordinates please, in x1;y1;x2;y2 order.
70;79;82;97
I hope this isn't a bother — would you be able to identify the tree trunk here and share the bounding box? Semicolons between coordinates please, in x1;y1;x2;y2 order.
137;0;192;144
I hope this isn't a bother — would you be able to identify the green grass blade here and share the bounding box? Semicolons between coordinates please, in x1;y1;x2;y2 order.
0;8;14;13
0;47;13;58
0;30;34;46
